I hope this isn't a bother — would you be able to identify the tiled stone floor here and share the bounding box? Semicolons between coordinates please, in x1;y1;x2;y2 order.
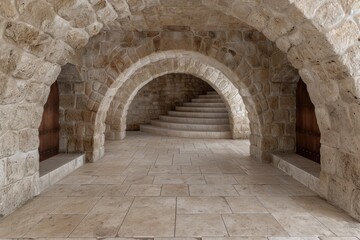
1;132;360;239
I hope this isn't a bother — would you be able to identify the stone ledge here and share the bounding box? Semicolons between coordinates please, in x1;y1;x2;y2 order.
271;152;321;194
39;153;85;192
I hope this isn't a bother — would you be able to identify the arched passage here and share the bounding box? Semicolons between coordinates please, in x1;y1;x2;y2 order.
93;50;258;162
0;0;359;221
105;56;251;142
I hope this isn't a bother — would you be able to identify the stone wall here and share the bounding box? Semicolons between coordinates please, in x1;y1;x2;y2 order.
126;74;213;130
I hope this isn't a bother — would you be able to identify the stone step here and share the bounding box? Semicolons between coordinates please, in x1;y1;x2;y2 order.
183;102;226;107
207;91;218;95
151;120;230;131
175;106;227;113
140;125;232;139
159;115;229;124
198;95;222;99
192;98;224;103
168;111;228;118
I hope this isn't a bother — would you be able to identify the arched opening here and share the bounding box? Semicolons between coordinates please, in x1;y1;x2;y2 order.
38;81;60;161
296;78;321;163
126;73;214;130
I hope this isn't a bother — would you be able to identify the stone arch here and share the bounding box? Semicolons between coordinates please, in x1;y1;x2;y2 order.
92;50;259;161
106;57;251;141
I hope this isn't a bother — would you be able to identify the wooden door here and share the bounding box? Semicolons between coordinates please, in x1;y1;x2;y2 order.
38;81;60;161
296;78;321;163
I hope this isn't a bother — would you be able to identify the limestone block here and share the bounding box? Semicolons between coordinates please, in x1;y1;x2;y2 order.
246;10;269;31
63;28;89;49
0;131;18;159
10;104;36;130
263;14;294;41
0;174;38;217
108;0;131;18
12;52;41;80
86;21;103;36
292;0;326;19
275;36;291;53
0;42;21;75
60;94;76;108
6;154;26;184
340;134;360;156
314;0;345;29
0;77;29;105
45;39;74;65
25;150;39;176
326;19;359;54
328;175;353;211
96;2;118;24
0;0;17;19
19;128;38;152
4;21;54;58
341;44;360;75
279;136;295;151
18;0;56;30
321;130;341;148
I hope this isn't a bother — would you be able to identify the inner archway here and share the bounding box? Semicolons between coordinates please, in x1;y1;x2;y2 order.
93;50;255;163
110;73;250;140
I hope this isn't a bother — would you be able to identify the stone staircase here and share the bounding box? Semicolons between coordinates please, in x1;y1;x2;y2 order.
140;91;231;139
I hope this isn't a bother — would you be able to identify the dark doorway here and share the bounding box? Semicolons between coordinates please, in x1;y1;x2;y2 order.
38;81;60;161
296;78;321;163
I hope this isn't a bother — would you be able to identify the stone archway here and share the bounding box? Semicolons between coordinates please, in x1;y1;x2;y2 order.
92;50;258;162
0;0;359;221
106;62;250;142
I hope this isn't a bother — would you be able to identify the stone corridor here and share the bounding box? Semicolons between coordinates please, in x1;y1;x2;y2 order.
0;132;359;239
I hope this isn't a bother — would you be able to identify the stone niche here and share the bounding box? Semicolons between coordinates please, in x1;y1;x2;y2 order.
126;73;213;130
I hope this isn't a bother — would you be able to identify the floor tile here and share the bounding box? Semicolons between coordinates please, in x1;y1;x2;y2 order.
1;133;357;239
154;174;206;184
234;175;288;185
69;184;106;197
200;166;222;174
90;175;126;184
123;174;154;184
181;166;201;174
225;196;268;213
56;175;96;185
24;214;84;237
101;184;130;196
52;197;100;214
149;165;181;175
176;214;228;237
234;185;289;196
118;197;176;237
126;184;162;196
272;212;335;237
204;175;237;184
161;184;189;196
257;196;308;214
70;197;133;237
177;197;232;214
0;197;67;238
189;185;238;196
222;214;288;236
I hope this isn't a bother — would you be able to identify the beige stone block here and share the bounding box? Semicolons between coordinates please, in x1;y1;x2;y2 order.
19;128;38;152
0;131;18;158
314;0;345;29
